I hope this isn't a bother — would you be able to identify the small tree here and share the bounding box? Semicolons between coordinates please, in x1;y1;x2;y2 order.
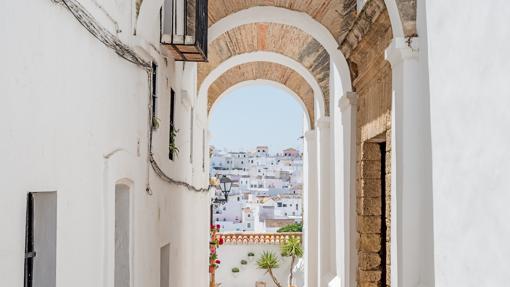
257;251;283;287
281;237;303;287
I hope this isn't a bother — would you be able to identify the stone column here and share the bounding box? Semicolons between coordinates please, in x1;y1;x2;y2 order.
338;92;358;287
317;117;333;286
385;37;435;287
303;129;319;287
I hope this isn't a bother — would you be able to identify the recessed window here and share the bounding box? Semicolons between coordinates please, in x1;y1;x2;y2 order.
151;62;158;118
169;89;176;160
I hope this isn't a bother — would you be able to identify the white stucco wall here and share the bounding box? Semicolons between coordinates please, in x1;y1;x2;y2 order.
425;1;510;286
216;244;302;287
0;1;209;287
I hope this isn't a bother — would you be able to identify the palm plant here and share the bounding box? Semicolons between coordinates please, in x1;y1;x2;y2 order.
257;251;282;287
281;237;303;287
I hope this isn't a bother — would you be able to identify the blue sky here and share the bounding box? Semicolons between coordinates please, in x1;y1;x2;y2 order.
209;84;304;153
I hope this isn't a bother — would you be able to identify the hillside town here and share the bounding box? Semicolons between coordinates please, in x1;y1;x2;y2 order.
210;146;303;232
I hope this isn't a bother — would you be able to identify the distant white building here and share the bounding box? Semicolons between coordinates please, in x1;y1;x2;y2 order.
211;146;303;232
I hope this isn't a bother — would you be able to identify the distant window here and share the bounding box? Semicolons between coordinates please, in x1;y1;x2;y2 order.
285;213;288;216
223;218;226;222
237;197;240;202
151;62;158;117
168;89;176;160
247;223;251;228
247;214;251;217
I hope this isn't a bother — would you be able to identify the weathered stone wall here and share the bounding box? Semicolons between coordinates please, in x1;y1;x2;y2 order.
358;140;391;287
346;7;393;287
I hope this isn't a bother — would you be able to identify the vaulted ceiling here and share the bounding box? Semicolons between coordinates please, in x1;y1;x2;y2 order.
199;22;330;105
202;0;417;123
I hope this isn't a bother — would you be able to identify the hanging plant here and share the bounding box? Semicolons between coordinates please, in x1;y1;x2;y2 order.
169;123;180;158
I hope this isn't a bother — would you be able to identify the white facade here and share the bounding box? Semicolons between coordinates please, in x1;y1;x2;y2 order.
0;1;210;286
2;1;510;287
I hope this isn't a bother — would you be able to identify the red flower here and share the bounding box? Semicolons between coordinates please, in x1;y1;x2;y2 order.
218;237;224;245
215;259;221;264
216;224;221;230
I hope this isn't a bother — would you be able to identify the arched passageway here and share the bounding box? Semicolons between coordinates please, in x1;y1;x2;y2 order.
201;1;432;287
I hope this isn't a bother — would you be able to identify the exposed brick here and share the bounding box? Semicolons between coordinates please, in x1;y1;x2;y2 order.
385;174;392;195
386;130;392;151
359;270;382;283
385;151;391;173
360;178;382;198
359;234;381;252
357;197;381;216
362;143;382;160
361;160;382;179
358;252;381;270
358;216;381;234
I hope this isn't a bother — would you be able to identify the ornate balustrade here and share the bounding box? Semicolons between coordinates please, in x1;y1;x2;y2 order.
219;232;302;245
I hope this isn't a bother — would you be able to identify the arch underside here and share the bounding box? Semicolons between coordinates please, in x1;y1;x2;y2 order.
207;61;315;126
208;0;357;43
199;23;330;113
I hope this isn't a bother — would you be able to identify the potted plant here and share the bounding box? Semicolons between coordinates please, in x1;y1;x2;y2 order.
247;252;255;262
209;225;224;286
257;251;282;287
281;237;303;287
231;267;240;278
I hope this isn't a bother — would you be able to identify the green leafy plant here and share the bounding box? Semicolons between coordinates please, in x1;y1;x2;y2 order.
257;251;282;287
231;267;240;273
277;223;302;233
248;252;255;257
152;116;160;130
168;123;180;158
240;260;248;265
281;237;303;287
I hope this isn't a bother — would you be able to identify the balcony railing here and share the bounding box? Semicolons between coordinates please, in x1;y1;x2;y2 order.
219;232;302;245
160;0;208;62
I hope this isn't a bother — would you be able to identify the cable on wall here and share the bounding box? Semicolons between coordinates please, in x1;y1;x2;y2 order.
54;0;209;193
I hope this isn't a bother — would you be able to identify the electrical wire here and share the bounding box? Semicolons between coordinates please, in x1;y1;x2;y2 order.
56;0;209;193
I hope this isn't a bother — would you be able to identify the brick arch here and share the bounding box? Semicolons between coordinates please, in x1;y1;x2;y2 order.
200;23;330;114
208;61;315;126
208;0;357;43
